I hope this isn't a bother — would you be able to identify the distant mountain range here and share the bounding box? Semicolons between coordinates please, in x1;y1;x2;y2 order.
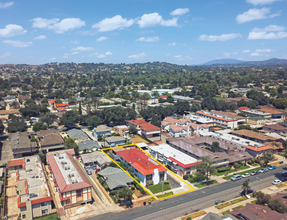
202;58;287;66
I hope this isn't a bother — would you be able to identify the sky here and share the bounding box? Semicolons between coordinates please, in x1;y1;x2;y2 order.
0;0;287;65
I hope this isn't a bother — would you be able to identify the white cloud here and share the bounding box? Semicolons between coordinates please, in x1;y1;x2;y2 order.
170;8;190;16
51;57;56;61
174;55;182;59
247;0;280;5
242;50;251;52
128;52;147;60
92;15;134;32
3;40;32;47
34;35;46;40
138;13;178;28
0;52;11;58
173;55;194;60
0;24;27;37
166;53;171;56
255;49;272;52
250;52;262;56
233;52;238;55
236;7;280;24
224;53;231;57
88;51;112;58
252;24;285;32
31;17;85;33
70;40;79;44
63;52;79;58
136;36;159;42
198;33;242;41
96;36;108;42
248;31;287;39
71;46;94;52
168;42;176;46
0;2;14;8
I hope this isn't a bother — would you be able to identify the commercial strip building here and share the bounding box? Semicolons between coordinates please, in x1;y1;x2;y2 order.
149;144;199;176
7;156;53;220
116;148;167;186
46;150;92;207
230;129;280;144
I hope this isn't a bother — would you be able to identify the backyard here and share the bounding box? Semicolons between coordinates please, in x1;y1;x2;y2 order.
130;134;149;144
34;213;60;220
147;183;171;194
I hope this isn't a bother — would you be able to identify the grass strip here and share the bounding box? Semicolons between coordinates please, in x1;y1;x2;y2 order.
195;180;218;188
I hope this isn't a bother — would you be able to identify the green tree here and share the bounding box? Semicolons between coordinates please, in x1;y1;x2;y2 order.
174;100;190;114
242;178;250;196
129;125;138;135
166;96;174;103
262;151;274;165
7;116;27;133
254;191;271;205
118;186;133;201
210;142;219;152
39;112;57;126
190;102;201;112
79;102;82;115
196;156;215;183
32;122;47;132
60;110;79;127
86;115;101;128
37;153;46;164
97;134;103;142
268;198;287;213
64;137;79;154
0;119;4;133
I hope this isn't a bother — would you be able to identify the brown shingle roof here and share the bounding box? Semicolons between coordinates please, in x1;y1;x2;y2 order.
231;129;278;141
37;130;64;147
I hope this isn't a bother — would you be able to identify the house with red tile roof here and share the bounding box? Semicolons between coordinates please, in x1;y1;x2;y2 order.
245;145;273;157
140;123;161;139
46;149;92;207
116;148;167;186
169;125;190;138
56;103;69;108
7;155;53;219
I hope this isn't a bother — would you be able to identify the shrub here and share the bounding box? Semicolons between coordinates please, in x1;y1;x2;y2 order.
164;180;170;185
234;163;241;170
187;217;192;220
217;166;231;172
146;180;153;187
131;185;135;190
183;175;189;180
109;191;116;196
104;184;109;190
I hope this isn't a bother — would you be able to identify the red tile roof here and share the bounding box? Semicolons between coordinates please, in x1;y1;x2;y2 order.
7;158;24;168
169;125;187;132
196;111;237;122
57;107;67;112
140;123;160;131
164;117;178;124
50;99;55;104
46;151;91;193
246;145;273;152
56;103;69;107
117;148;166;175
238;106;249;111
128;119;147;126
160;96;167;99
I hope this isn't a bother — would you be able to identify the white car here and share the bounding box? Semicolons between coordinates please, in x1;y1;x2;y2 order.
272;179;282;185
242;173;250;178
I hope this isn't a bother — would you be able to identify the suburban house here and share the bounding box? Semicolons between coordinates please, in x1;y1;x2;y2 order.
46;149;93;207
37;130;65;153
93;125;112;139
127;119;147;130
140;123;161;139
0;109;20;121
149;144;199;176
257;106;284;119
7;156;53;220
113;125;129;136
169;125;191;138
66;129;89;143
3;95;17;103
10;132;38;158
116;148;167;186
245;145;273;157
77;140;100;153
97;167;133;190
55;103;69;108
105;136;126;147
161;117;178;131
80;151;111;171
189;123;210;135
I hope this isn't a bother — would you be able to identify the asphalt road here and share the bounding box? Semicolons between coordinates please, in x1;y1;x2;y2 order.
86;165;287;220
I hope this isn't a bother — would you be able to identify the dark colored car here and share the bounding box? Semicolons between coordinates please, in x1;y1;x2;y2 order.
240;189;254;197
280;176;287;182
282;172;287;177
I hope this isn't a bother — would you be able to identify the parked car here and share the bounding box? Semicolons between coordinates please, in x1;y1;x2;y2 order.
272;179;282;185
92;164;97;170
250;171;258;176
242;173;250;178
231;174;242;181
268;165;277;170
281;172;287;177
279;176;287;182
240;189;254;197
259;168;268;173
86;169;92;175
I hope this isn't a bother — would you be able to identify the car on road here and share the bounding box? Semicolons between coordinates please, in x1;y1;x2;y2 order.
279;176;287;182
86;169;92;175
259;168;268;173
268;165;277;170
231;174;242;181
250;171;258;176
272;179;282;185
242;173;250;178
282;172;287;177
240;189;254;197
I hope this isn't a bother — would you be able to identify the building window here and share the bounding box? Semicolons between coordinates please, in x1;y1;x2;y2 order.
42;209;48;215
22;214;26;219
41;202;47;206
76;190;82;197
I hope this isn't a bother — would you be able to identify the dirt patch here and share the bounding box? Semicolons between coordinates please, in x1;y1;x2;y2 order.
134;189;144;198
6;187;16;196
7;196;19;217
132;197;152;207
130;135;149;144
7;176;17;187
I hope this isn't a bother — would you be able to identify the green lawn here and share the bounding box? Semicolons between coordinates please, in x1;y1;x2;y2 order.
147;184;171;194
34;213;60;220
223;167;264;180
157;192;174;199
222;210;230;215
233;205;244;210
215;165;250;176
195;180;218;188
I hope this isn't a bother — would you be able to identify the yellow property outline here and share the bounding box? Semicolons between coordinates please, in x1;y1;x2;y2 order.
100;144;195;200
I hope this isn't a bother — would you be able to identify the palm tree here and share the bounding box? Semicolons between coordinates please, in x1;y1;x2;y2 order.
242;178;250;196
197;156;215;183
